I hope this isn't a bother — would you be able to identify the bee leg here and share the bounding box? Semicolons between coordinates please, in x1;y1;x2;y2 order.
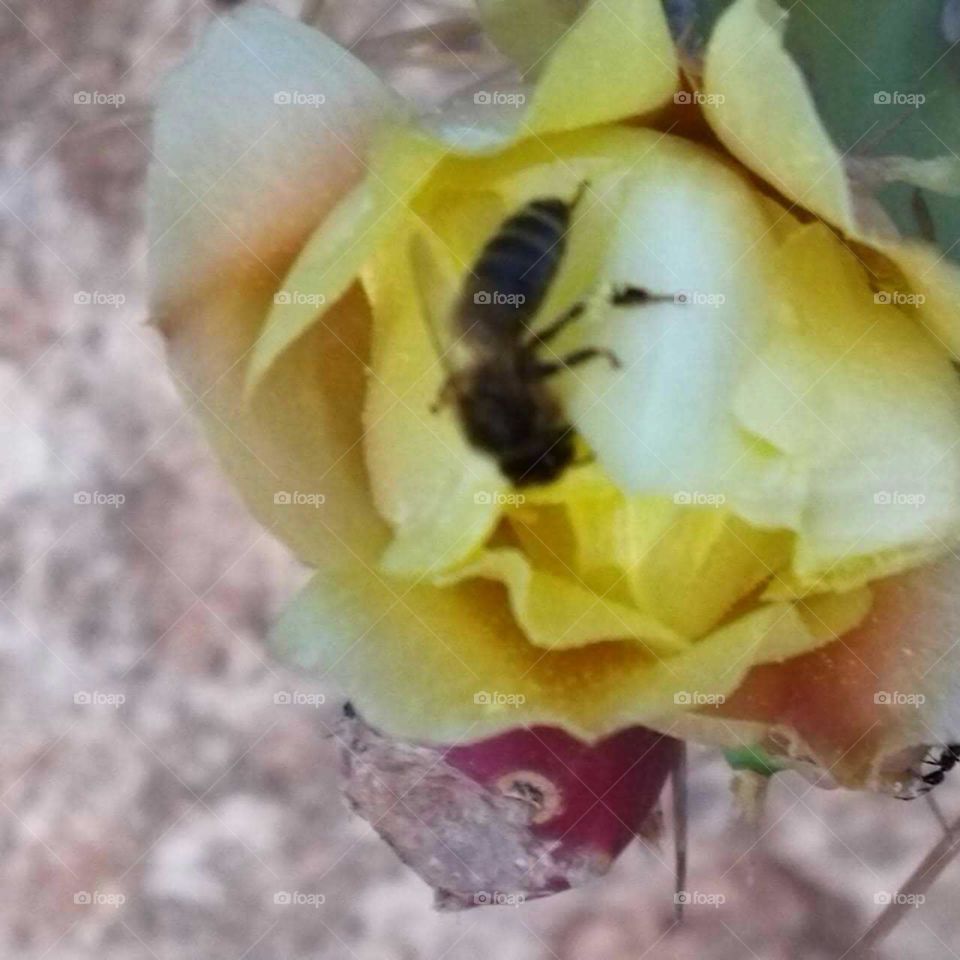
534;346;622;377
527;285;675;357
525;301;586;350
610;284;677;307
570;179;591;209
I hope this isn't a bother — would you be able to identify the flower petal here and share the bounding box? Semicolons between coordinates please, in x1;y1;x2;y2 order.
149;7;397;566
675;557;960;791
243;125;445;395
557;136;799;529
150;6;398;310
475;0;586;77
551;135;960;592
360;208;506;578
525;0;678;134
438;547;688;654
701;0;960;358
476;0;677;134
735;221;960;594
274;562;861;743
700;0;855;236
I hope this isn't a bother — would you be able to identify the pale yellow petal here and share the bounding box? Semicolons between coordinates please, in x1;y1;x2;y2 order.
243;126;446;395
734;221;960;593
526;0;678;134
276;564;844;743
442;547;688;655
701;0;960;358
149;7;396;566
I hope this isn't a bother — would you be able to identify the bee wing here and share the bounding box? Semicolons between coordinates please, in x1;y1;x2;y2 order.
409;231;468;378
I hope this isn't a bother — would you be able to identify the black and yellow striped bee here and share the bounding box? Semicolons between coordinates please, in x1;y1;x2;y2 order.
417;184;673;487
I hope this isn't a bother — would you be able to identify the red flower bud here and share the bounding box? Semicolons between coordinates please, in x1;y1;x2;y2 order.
337;706;680;909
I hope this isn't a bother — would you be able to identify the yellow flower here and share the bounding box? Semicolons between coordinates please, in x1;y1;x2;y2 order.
150;0;960;792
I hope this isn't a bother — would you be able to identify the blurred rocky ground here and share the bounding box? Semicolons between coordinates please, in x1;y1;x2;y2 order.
1;0;958;957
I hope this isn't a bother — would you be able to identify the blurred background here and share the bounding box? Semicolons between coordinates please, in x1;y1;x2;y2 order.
3;0;960;956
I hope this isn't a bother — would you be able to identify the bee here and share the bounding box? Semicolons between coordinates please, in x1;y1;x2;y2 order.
897;743;960;798
917;743;960;792
415;185;673;487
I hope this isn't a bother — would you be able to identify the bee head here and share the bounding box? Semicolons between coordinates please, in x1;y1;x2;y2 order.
459;378;576;486
500;428;576;486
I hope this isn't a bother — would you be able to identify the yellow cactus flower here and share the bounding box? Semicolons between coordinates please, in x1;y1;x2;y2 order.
149;0;960;793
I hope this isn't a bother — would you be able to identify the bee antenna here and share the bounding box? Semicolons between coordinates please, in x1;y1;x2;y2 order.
571;179;591;209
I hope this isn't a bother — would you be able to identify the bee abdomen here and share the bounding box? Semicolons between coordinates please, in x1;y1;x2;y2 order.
471;197;572;318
